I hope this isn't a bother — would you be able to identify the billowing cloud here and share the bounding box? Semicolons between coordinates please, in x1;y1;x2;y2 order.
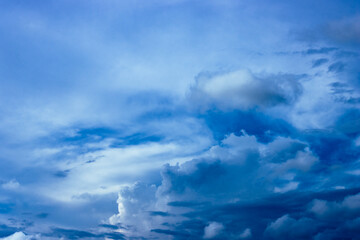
264;215;317;239
108;132;323;238
0;232;39;240
203;222;224;239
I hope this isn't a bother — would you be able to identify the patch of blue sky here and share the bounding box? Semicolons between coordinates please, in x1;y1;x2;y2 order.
202;110;296;143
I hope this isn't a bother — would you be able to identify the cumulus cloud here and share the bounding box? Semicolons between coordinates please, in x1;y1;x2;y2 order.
309;193;360;220
189;69;303;111
203;222;224;239
109;182;158;237
109;132;322;238
0;232;37;240
264;215;317;239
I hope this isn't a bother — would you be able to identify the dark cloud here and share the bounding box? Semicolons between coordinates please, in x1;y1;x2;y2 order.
302;129;360;164
330;82;353;94
168;201;210;208
324;16;360;45
98;224;119;230
104;107;360;238
54;169;70;178
264;215;317;239
50;228;97;239
305;47;338;55
0;224;21;238
151;228;191;237
43;225;126;240
345;97;360;104
334;109;360;136
112;133;164;147
36;213;49;219
109;133;331;239
100;232;125;240
312;58;329;68
112;178;360;239
296;14;360;48
334;50;359;58
328;61;345;73
149;211;172;217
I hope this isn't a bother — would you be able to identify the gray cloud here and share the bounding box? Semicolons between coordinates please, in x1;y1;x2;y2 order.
264;215;317;239
312;58;329;68
325;16;360;45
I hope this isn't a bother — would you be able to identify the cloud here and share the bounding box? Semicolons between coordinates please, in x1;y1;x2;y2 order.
273;181;299;193
202;110;296;142
1;180;20;191
328;61;345;73
0;225;21;239
189;69;303;111
49;228;97;239
305;47;338;55
108;132;322;238
238;228;252;239
203;222;224;239
325;15;360;45
0;0;360;239
264;215;317;239
309;193;360;220
0;232;37;240
312;58;329;68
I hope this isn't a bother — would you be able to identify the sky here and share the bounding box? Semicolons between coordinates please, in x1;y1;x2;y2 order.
0;0;360;239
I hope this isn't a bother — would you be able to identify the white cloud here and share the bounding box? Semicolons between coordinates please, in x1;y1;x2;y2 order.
108;132;321;237
203;222;224;239
190;69;302;111
354;136;360;146
274;181;299;193
0;232;38;240
239;228;252;239
309;193;360;219
2;180;20;190
265;215;316;239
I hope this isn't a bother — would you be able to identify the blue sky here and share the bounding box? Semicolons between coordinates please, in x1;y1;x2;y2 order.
0;0;360;239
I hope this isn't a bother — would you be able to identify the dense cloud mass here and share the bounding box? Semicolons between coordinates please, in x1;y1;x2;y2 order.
107;132;360;239
1;0;360;239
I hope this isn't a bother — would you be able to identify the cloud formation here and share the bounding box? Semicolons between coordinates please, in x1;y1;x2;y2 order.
190;70;303;110
0;0;360;239
107;132;328;238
